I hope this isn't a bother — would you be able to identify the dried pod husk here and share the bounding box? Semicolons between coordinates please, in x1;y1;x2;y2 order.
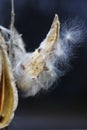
14;14;60;96
0;34;18;128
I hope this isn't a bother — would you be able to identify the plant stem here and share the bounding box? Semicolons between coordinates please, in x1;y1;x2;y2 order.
10;0;15;32
9;0;15;56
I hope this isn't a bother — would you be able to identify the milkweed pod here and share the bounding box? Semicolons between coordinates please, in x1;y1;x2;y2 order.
14;14;60;96
0;34;18;128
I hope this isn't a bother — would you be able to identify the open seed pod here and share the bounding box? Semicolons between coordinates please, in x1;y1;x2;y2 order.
0;34;18;128
14;14;60;96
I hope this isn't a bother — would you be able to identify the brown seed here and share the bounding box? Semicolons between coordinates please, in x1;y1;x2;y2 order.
21;64;25;70
38;48;41;53
44;66;49;71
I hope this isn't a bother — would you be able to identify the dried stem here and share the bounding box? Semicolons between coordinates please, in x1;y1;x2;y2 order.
8;0;15;55
10;0;15;32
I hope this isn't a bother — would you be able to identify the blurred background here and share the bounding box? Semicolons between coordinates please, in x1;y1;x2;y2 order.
0;0;87;129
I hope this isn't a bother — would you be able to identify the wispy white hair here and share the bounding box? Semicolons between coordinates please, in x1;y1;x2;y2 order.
0;16;85;97
14;17;85;97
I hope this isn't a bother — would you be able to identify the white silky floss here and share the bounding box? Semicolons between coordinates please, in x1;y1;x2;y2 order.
0;14;84;97
13;15;84;97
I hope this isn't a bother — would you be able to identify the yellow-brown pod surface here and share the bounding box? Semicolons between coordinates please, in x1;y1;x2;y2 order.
0;34;18;129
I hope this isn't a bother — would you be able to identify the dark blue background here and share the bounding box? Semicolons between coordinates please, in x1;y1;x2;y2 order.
0;0;87;129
